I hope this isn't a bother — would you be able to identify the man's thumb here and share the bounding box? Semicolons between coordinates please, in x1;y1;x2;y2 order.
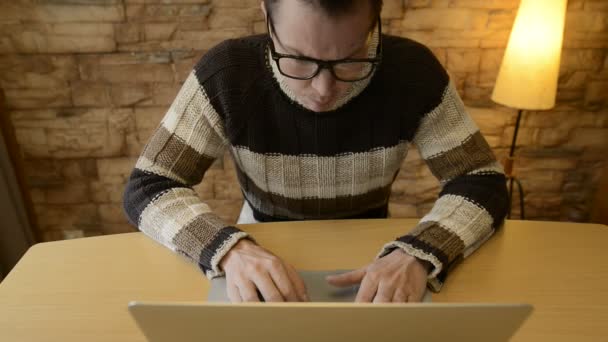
325;269;365;287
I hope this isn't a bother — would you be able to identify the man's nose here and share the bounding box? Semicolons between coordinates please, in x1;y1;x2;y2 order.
310;68;336;98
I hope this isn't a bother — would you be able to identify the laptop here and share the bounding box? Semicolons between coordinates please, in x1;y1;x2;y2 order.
128;270;533;342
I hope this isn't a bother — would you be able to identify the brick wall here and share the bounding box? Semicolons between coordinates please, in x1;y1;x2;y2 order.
0;0;606;241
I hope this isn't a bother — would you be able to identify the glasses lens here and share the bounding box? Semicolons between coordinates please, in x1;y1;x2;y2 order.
333;62;374;81
278;57;318;79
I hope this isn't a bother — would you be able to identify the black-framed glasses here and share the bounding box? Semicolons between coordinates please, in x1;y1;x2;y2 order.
266;17;383;82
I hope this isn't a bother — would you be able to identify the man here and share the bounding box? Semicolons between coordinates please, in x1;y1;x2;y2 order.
123;0;509;303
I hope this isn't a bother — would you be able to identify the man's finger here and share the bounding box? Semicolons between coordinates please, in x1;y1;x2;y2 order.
373;281;394;303
409;286;426;303
227;280;242;303
237;279;260;302
355;275;377;303
268;264;299;302
285;265;310;301
326;268;366;288
392;289;408;303
253;273;285;302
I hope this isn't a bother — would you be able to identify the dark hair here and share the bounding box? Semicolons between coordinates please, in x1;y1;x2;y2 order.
264;0;383;30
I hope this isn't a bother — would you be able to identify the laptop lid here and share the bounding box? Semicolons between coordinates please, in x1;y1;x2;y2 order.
128;301;533;342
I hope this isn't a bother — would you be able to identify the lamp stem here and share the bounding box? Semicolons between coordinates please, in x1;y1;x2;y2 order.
510;109;524;158
507;109;525;220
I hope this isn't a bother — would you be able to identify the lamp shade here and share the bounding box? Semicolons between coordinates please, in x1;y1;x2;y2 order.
491;0;568;110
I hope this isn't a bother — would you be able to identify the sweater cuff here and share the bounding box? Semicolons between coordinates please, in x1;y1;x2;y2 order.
198;226;255;279
375;221;466;293
376;240;445;292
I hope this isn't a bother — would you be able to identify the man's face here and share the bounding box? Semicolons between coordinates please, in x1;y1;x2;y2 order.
264;0;374;112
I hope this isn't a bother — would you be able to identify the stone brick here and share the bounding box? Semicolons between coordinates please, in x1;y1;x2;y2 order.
99;203;129;224
126;3;211;22
584;81;608;108
117;27;249;52
1;23;116;53
115;23;142;44
97;157;137;180
381;0;404;19
401;8;489;30
567;0;584;10
560;49;606;72
537;129;572;147
79;52;175;83
479;29;511;48
90;158;136;204
567;128;608;148
501;126;538;147
480;48;505;71
212;0;259;7
22;158;98;187
144;22;178;41
126;0;213;3
558;71;589;90
468;106;515;135
134;107;166;133
208;7;261;28
463;85;493;106
35;203;99;231
10;108;134;158
407;0;432;8
110;82;178;107
398;30;480;48
447;0;520;9
487;9;516;30
0;55;78;89
71;81;112;107
523;110;603;130
563;31;608;49
91;180;127;204
99;223;136;235
4;87;71;109
447;48;481;72
565;11;608;33
516;157;578;171
44;181;90;204
0;1;124;23
519;171;566;192
585;0;608;10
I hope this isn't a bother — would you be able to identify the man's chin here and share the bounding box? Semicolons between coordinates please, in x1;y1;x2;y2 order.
304;100;334;113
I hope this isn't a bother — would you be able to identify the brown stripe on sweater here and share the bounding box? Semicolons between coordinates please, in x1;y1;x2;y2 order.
172;212;229;261
425;131;495;182
237;168;395;219
406;221;465;264
142;125;216;185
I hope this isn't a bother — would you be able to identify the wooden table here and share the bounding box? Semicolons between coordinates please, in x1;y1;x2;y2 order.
1;219;607;341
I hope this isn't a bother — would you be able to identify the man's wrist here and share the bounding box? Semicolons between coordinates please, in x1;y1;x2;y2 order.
218;238;255;270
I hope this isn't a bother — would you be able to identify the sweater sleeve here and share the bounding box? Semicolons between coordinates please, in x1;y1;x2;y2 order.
122;71;252;279
376;79;509;292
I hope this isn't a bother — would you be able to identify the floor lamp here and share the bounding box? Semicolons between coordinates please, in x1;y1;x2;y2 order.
491;0;568;219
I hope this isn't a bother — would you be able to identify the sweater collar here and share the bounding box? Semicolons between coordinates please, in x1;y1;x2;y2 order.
265;26;381;113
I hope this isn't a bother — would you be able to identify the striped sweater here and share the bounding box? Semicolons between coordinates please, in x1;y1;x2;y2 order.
123;33;509;292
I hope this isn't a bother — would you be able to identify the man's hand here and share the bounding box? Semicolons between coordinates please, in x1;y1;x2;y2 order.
325;249;429;303
219;239;309;303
